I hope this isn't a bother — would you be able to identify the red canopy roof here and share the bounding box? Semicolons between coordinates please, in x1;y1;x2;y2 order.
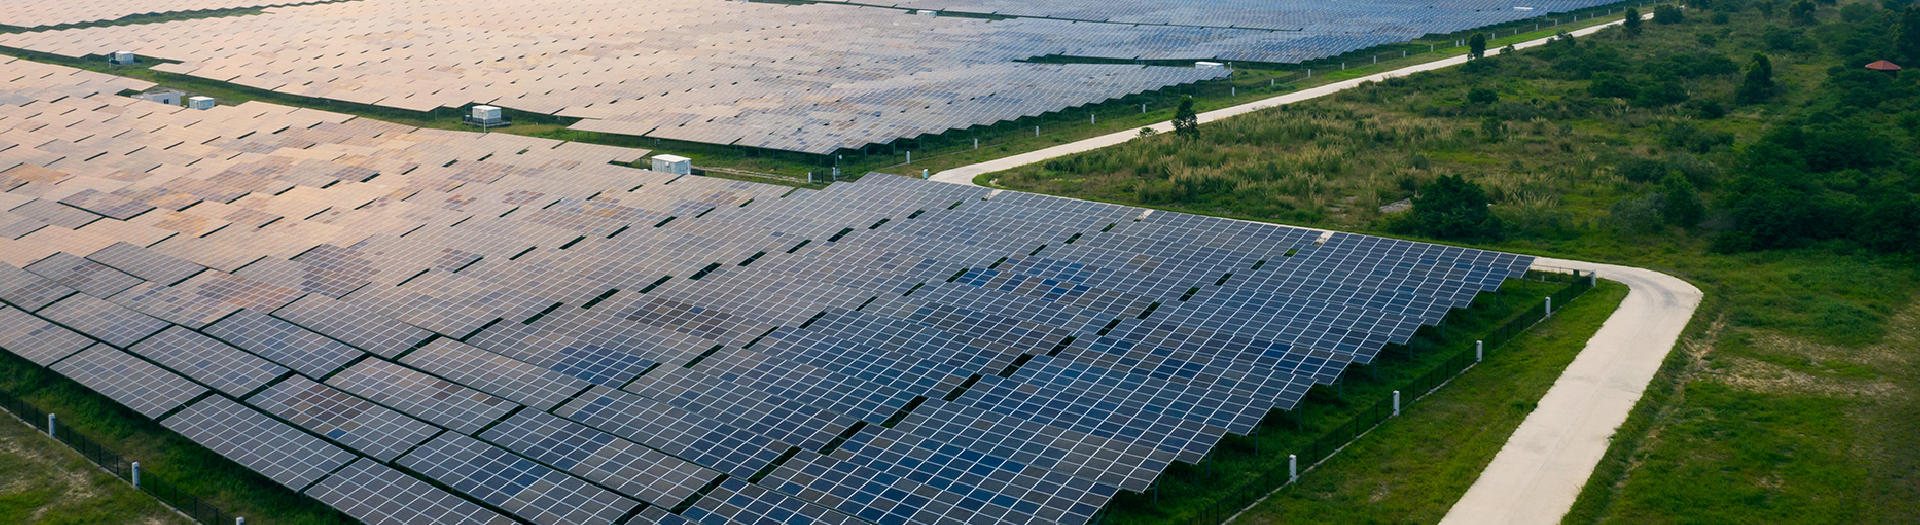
1866;60;1903;71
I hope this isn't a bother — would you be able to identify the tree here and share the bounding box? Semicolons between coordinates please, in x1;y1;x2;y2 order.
1469;33;1488;59
1172;97;1198;139
1736;53;1775;104
1588;73;1638;99
1654;4;1686;24
1898;6;1920;64
1662;173;1705;227
1788;0;1817;25
1410;175;1505;241
1625;7;1645;36
1759;0;1776;18
1467;86;1499;104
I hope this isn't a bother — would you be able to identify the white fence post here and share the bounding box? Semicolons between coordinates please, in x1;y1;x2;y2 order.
1392;391;1401;417
1288;454;1298;482
1476;340;1484;362
1546;297;1553;317
47;413;55;437
132;462;141;487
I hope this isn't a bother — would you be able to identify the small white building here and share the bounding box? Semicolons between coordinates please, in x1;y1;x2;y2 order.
650;154;692;175
188;96;216;110
471;105;504;125
110;51;136;65
133;89;184;106
1195;61;1225;69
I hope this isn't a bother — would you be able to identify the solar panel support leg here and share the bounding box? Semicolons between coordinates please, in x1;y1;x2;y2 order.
1393;391;1401;417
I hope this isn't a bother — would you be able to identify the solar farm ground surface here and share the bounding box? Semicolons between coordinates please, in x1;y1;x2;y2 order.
0;0;1628;155
0;53;1545;525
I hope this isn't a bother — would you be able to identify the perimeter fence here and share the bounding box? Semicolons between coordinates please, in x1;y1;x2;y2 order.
0;388;250;525
1166;270;1595;525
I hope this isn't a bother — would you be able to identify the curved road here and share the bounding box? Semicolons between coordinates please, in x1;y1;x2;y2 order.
1438;258;1700;525
926;13;1700;525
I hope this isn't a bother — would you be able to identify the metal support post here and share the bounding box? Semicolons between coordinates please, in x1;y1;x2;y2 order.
132;462;141;487
1476;340;1484;362
1034;126;1039;137
1288;454;1298;482
1392;391;1401;417
1546;297;1552;317
47;413;55;437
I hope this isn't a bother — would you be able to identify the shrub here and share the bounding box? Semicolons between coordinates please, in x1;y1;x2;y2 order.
1408;174;1505;241
1655;4;1687;24
1662;174;1707;227
1609;193;1667;234
1467;87;1499;104
1588;73;1638;99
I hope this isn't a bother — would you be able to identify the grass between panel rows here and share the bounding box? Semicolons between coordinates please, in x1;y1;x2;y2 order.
1099;275;1597;525
0;353;354;525
1235;279;1629;525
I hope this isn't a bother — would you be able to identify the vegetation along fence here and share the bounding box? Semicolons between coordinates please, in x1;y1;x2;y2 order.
1169;270;1595;525
0;388;251;525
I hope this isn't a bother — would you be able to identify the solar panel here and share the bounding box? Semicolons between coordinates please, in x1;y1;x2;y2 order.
36;294;170;349
203;308;363;378
129;326;288;396
0;305;94;365
50;345;205;418
399;338;592;410
326;358;516;434
272;294;434;358
248;375;441;461
162;395;359;491
304;458;518;525
0;262;77;311
479;409;721;508
24;252;144;298
398;432;640;525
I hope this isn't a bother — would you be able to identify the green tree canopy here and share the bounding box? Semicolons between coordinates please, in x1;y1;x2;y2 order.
1736;53;1775;104
1173;97;1199;139
1410;174;1505;241
1469;32;1489;59
1898;6;1920;63
1662;173;1705;227
1625;7;1645;36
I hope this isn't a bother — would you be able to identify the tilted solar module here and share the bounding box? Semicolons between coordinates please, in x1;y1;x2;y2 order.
248;375;441;462
303;458;518;525
50;346;206;418
162;395;360;491
0;306;95;365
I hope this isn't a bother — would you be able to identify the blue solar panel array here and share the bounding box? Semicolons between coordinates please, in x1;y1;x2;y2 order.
0;65;1535;525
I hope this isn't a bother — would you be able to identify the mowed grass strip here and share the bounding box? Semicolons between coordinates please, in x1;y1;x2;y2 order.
1103;275;1587;525
0;410;190;525
1229;279;1628;525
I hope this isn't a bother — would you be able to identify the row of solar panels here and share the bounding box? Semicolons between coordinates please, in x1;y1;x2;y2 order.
2;64;1531;525
0;0;1634;155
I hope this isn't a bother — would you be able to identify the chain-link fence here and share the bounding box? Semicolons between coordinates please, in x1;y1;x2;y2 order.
0;388;249;525
1169;271;1594;525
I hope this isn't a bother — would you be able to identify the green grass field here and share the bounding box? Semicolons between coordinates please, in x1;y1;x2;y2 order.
0;413;189;525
